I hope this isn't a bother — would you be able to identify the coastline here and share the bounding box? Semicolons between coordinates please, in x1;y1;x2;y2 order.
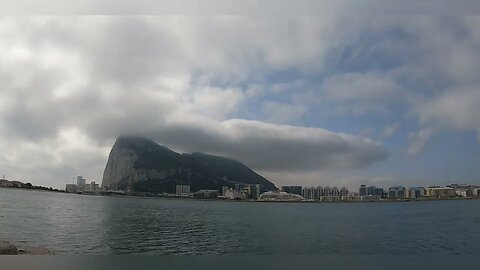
2;186;479;204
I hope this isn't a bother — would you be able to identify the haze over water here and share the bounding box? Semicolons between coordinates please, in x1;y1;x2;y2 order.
1;188;480;255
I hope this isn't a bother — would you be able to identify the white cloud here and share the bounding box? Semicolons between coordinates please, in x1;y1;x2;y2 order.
262;101;308;124
323;72;399;101
0;16;392;188
1;15;480;188
408;129;433;155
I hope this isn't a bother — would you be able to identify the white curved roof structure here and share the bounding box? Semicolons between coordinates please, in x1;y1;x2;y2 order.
258;191;305;202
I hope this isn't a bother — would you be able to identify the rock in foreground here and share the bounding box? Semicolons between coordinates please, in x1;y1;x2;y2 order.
0;241;18;255
18;247;55;255
0;241;54;255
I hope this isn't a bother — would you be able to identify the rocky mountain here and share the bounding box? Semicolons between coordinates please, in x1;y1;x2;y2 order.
101;136;277;193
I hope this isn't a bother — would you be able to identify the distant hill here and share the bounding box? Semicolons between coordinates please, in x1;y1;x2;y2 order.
101;136;277;193
0;179;59;192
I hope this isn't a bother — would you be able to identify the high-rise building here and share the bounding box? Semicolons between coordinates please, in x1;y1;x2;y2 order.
340;187;349;196
374;187;384;197
359;185;367;196
281;186;303;196
408;187;425;198
331;187;339;196
302;186;318;200
323;186;331;196
388;186;406;199
251;184;261;200
367;186;376;196
176;185;191;195
76;176;86;187
316;186;323;197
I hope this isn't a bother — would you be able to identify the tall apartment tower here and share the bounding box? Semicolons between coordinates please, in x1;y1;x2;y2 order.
76;176;86;187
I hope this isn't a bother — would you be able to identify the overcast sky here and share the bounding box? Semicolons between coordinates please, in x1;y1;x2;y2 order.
1;13;480;189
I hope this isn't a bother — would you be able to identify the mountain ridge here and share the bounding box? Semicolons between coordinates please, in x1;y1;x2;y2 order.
101;136;277;193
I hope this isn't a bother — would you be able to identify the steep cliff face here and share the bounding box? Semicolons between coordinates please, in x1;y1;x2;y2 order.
101;136;277;192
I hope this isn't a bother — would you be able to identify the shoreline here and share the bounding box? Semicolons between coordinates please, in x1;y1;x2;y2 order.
2;186;479;204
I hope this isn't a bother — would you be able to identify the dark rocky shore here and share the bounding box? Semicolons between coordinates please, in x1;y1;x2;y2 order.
0;240;54;255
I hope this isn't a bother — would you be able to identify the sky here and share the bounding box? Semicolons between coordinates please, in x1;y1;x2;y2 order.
1;11;480;190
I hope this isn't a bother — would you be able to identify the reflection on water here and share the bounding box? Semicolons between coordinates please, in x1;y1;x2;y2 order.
1;188;480;255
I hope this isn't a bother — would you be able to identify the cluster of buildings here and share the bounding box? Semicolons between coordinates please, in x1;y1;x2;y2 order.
65;176;100;194
174;183;262;200
62;175;480;203
275;183;480;202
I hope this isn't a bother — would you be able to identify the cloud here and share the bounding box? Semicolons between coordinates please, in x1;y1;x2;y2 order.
381;123;400;139
0;16;392;187
408;129;433;155
262;101;308;124
417;89;480;131
148;119;388;171
1;15;480;188
323;72;399;102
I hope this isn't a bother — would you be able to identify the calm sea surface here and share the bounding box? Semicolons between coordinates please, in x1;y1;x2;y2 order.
1;188;480;255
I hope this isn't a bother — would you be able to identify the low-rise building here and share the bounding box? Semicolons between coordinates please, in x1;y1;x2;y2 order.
221;188;246;200
0;179;14;187
65;184;78;193
194;190;219;199
426;187;457;198
90;181;100;193
258;191;305;202
319;196;340;202
340;187;349;197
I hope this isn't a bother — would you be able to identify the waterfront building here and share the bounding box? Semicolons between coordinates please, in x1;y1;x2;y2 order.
340;187;349;197
316;186;323;197
447;184;479;198
361;195;381;201
331;187;339;197
65;184;77;193
0;180;14;187
76;176;86;188
193;190;219;199
426;187;457;198
319;196;340;202
222;188;246;200
407;187;425;198
367;186;376;196
258;191;305;202
251;184;261;200
281;186;303;196
302;186;318;200
359;185;367;196
90;181;99;192
388;186;406;199
374;188;384;198
221;186;229;196
241;185;252;198
323;186;331;197
176;185;191;195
